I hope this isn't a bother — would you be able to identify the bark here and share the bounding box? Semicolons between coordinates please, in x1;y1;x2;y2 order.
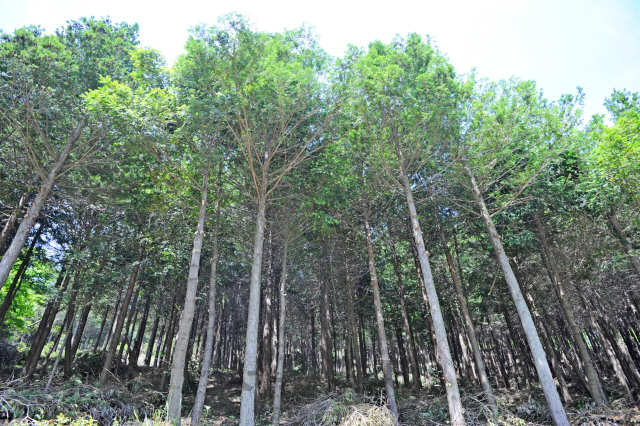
464;163;569;426
0;187;33;252
239;192;268;426
502;305;531;389
534;210;607;406
311;308;317;375
608;210;640;278
0;223;43;325
438;226;494;407
103;290;123;352
577;286;634;401
397;175;463;422
70;302;92;360
59;270;83;380
130;296;151;367
117;286;140;370
192;190;222;425
160;308;179;390
0;119;85;290
515;264;572;403
45;306;77;393
212;297;225;368
145;297;163;366
390;242;421;390
99;242;145;385
93;306;110;354
362;206;398;417
319;274;334;390
166;159;211;423
272;230;289;425
343;245;364;392
260;232;274;399
23;265;68;378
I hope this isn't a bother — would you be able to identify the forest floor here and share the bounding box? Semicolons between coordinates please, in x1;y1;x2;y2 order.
1;355;640;426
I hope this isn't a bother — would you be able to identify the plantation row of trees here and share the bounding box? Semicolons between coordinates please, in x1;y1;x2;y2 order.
1;14;639;426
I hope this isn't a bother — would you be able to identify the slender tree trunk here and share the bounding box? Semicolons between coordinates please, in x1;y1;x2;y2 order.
390;242;421;391
130;296;151;367
192;188;222;425
502;304;531;389
145;297;163;365
212;297;225;368
343;244;364;392
166;159;211;423
0;119;85;289
438;227;495;406
103;290;123;352
160;308;179;389
272;229;289;425
70;302;92;360
319;273;334;390
464;163;569;426
24;265;68;378
0;222;43;325
608;210;640;278
117;285;140;370
397;176;464;423
99;242;144;385
534;210;607;405
0;187;34;253
61;282;79;380
362;205;398;417
239;192;268;426
260;232;274;399
93;306;110;354
387;126;467;423
45;306;77;393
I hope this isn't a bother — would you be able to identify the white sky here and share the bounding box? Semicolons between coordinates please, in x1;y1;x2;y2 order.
2;0;639;122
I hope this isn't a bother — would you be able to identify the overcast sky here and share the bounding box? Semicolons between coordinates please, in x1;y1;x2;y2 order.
2;0;639;122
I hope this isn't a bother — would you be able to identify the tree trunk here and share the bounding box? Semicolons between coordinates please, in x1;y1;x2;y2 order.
145;297;163;366
502;304;531;389
0;223;43;325
319;273;334;390
192;189;222;425
99;242;145;385
239;192;268;426
166;159;211;423
534;210;607;406
212;297;225;368
70;302;92;360
117;285;140;371
130;296;151;367
45;305;77;393
272;229;289;425
62;284;79;380
396;168;464;423
0;186;34;253
362;205;398;417
0;119;85;290
608;210;640;278
438;226;495;407
93;306;110;354
390;242;421;391
160;307;179;389
344;244;364;392
260;231;274;399
464;163;569;426
24;265;68;378
103;290;123;352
